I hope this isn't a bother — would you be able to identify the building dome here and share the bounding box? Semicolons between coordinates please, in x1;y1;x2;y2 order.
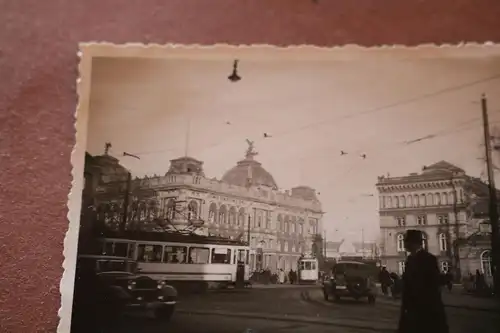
222;159;278;189
221;140;278;189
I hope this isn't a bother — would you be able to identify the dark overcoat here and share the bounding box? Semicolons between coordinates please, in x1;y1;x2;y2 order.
398;250;449;333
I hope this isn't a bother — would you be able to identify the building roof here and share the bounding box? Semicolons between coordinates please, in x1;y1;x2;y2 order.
221;145;278;189
376;160;467;185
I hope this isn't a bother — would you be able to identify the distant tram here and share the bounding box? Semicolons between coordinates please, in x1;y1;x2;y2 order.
97;231;251;292
297;256;319;284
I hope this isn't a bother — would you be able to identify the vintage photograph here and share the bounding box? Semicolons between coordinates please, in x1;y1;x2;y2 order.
64;45;499;333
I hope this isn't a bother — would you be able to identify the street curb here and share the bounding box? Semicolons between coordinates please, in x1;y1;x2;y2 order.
176;309;396;332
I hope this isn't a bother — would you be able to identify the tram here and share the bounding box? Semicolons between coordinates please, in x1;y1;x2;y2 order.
97;231;251;292
297;256;319;284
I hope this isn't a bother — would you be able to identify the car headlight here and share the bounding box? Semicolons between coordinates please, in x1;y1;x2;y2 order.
128;281;137;290
157;280;166;289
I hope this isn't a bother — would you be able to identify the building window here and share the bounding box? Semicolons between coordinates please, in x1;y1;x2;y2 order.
437;215;449;225
219;205;227;224
407;195;412;208
208;203;217;223
277;215;282;231
398;261;406;275
481;250;493;277
441;261;450;273
400;196;406;208
427;194;433;205
434;193;441;206
397;234;405;252
421;233;427;250
257;212;263;228
420;194;426;206
396;216;406;227
229;207;237;225
441;193;448;205
188;200;198;221
394;196;399;208
414;195;419;207
299;223;303;234
387;197;392;208
417;215;427;225
165;199;176;220
438;233;447;252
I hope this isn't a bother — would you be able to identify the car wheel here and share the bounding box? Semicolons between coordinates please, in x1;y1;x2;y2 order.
154;305;175;321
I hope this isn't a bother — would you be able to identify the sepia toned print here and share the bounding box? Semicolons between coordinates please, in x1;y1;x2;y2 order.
62;44;500;333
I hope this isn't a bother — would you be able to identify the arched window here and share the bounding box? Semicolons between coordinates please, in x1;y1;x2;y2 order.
165;199;176;220
208;203;217;223
420;194;426;206
438;233;447;252
187;200;198;220
434;193;441;206
400;196;406;208
229;207;237;225
394;196;399;208
448;193;454;205
238;208;245;226
421;233;428;250
414;195;419;207
481;250;493;277
398;261;406;275
441;193;448;205
380;196;385;209
284;215;290;233
387;197;392;208
397;234;405;252
427;194;433;206
441;261;450;273
219;205;227;224
407;195;412;207
277;214;282;231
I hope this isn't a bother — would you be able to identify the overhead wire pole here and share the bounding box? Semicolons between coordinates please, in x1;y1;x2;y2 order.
481;94;500;298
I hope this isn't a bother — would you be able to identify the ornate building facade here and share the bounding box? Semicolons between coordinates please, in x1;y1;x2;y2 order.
90;142;324;274
376;161;492;279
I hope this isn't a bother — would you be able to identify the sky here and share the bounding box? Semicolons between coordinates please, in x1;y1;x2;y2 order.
85;49;500;244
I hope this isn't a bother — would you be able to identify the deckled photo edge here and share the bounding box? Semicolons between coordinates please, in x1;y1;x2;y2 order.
59;46;93;333
59;41;500;333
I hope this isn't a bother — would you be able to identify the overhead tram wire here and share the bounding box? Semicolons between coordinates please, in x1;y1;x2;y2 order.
317;116;500;189
197;73;500;155
123;73;500;160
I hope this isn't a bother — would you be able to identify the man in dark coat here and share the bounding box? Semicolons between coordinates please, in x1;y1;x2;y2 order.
398;229;449;333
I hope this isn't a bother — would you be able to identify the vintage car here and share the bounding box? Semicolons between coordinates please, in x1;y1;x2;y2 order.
322;260;377;304
74;255;177;321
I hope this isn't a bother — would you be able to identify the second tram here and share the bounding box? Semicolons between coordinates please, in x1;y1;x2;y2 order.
297;256;319;284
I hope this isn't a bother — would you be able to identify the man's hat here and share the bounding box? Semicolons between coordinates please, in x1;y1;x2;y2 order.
404;229;423;244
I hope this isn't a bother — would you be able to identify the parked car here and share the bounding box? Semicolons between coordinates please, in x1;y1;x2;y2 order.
73;255;177;322
322;260;377;304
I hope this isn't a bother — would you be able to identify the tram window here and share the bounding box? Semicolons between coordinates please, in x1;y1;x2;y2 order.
299;262;305;270
164;246;188;263
189;247;210;264
102;242;130;258
238;249;248;264
137;244;163;263
311;262;316;270
211;248;231;264
304;262;312;270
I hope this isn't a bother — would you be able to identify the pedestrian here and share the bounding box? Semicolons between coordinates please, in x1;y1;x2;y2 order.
278;269;286;284
378;266;392;295
398;230;449;333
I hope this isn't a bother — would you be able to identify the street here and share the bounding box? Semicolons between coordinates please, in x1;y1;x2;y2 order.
104;285;499;333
